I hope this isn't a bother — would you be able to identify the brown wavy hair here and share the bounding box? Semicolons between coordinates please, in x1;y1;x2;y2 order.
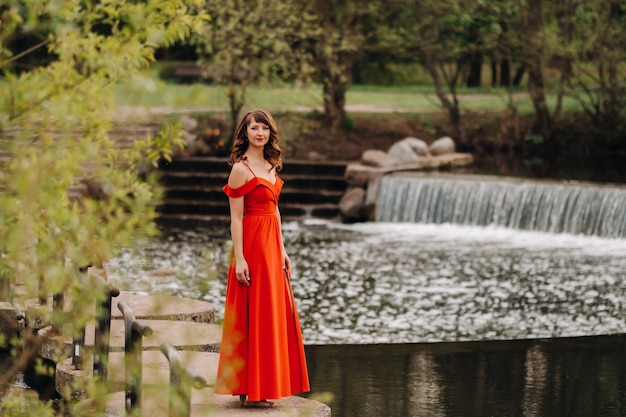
228;109;283;171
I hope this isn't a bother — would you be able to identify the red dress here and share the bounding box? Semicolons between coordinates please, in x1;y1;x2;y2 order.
215;173;310;402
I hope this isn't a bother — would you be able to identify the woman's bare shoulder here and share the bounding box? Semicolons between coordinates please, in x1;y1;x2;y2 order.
228;161;252;188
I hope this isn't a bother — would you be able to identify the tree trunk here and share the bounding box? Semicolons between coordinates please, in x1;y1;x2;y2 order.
527;63;551;139
512;65;525;87
226;84;246;151
416;0;467;147
466;54;483;87
524;0;551;139
499;58;511;87
321;68;348;133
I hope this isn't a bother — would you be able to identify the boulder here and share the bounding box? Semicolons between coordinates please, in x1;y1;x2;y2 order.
404;137;431;157
345;163;375;187
387;137;430;165
180;115;198;132
339;187;367;223
361;149;394;167
429;136;455;156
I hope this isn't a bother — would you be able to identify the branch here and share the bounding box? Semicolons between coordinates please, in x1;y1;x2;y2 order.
0;39;52;67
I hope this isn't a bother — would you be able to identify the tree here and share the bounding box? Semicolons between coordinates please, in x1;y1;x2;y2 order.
566;0;626;130
413;0;472;146
297;0;375;133
0;1;208;414
193;0;301;149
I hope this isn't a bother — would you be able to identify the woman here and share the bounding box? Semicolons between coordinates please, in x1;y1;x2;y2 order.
214;109;310;408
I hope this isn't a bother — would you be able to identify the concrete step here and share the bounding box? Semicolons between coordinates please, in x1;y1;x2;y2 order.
40;319;222;361
100;388;331;417
162;185;345;203
161;156;347;178
157;199;341;219
156;157;348;222
56;350;219;398
38;293;218;361
111;292;215;324
52;292;331;416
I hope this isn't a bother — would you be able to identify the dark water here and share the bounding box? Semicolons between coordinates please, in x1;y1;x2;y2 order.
305;335;626;417
472;153;626;185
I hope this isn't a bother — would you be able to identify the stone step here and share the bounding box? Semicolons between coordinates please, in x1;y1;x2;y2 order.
56;350;219;398
61;351;332;417
99;388;331;417
111;292;215;324
161;185;344;207
40;319;222;362
157;200;341;220
156;157;348;221
160;171;348;191
51;292;332;416
38;293;219;361
162;185;346;202
161;156;347;178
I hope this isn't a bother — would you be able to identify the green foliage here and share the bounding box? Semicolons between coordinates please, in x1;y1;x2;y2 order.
343;115;356;131
524;134;545;146
191;0;302;142
0;1;209;414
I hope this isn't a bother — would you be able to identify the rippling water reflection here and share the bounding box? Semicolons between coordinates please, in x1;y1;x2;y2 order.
107;220;626;345
305;335;626;417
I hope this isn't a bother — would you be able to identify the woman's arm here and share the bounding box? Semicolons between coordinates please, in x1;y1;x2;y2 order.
228;163;251;286
275;206;292;279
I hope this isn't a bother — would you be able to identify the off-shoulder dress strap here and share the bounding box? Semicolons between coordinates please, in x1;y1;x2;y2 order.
241;158;257;177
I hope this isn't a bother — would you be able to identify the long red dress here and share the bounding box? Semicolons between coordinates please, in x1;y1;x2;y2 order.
215;173;310;402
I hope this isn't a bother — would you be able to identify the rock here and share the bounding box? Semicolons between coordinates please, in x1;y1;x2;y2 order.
361;149;395;167
180;115;198;131
429;136;455;156
305;150;326;161
405;137;431;157
387;137;430;165
339;187;367;223
345;163;376;187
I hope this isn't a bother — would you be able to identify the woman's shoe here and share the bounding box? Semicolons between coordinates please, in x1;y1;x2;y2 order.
239;395;275;408
247;400;275;408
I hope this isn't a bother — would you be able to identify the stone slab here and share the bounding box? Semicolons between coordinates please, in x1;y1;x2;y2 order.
98;388;331;417
22;291;214;337
40;319;222;361
79;319;222;353
112;292;215;324
345;152;474;186
38;292;218;361
56;350;219;398
58;342;331;417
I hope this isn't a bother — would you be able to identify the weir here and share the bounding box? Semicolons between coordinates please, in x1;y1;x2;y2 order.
376;173;626;238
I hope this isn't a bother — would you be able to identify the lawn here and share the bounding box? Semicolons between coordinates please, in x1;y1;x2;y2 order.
112;69;586;118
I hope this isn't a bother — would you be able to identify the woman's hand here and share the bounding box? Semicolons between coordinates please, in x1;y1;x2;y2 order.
283;253;292;280
235;259;250;286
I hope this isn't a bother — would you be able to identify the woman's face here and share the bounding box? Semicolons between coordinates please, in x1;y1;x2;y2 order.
246;117;270;149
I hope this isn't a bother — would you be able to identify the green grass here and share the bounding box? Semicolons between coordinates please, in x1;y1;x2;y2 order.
113;68;587;118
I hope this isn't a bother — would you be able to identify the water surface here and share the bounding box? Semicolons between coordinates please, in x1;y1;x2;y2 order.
107;220;626;345
305;335;626;417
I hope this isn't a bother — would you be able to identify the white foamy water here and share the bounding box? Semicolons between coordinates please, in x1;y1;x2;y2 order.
106;220;626;345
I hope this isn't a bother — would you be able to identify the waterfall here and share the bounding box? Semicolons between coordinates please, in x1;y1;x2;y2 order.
376;174;626;238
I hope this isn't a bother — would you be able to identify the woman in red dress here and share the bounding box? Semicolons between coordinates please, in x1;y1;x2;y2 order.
215;109;310;408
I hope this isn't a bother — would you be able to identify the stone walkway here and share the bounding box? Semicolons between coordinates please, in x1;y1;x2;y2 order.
46;291;330;417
